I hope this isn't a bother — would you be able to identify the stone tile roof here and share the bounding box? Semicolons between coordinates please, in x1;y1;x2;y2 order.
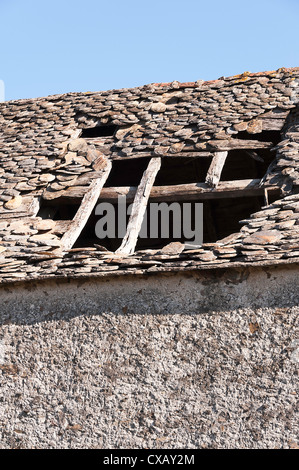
0;67;299;284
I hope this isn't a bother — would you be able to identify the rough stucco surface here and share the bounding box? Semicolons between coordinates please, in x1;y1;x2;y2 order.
0;266;298;449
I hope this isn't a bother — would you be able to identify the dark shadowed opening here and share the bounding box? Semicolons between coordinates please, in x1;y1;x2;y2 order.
81;125;118;138
232;129;281;143
72;189;280;250
37;200;79;221
105;156;212;188
155;156;212;185
105;158;151;187
221;148;276;180
221;129;281;181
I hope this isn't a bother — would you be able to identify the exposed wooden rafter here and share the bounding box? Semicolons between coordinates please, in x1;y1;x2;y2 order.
205;151;228;187
59;160;112;252
116;157;161;255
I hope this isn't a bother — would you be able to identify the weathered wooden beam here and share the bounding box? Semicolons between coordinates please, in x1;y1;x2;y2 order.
260;119;286;131
109;151;214;160
205;151;228;187
80;134;278;163
60;179;280;204
116;157;161;255
108;139;273;159
259;109;289;131
207;139;274;151
59;160;112;251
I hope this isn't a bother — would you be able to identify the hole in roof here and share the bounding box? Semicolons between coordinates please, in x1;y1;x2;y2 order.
155;157;212;185
74;191;279;251
37;152;282;254
37;199;80;221
232;129;281;144
104;156;213;189
41;187;281;252
204;193;279;243
221;148;276;181
73;202;131;251
93;155;282;251
81;124;118;138
105;158;151;187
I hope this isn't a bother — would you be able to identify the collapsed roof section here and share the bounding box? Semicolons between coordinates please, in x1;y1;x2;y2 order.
0;67;299;284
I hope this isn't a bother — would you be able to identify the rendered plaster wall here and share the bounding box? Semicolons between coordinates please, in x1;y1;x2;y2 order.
0;266;298;449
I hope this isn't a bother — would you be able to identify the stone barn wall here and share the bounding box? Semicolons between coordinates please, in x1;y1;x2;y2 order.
0;265;298;449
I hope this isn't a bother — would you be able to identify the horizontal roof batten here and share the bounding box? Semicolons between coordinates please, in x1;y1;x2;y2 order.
59;179;280;204
108;142;274;160
109;151;214;160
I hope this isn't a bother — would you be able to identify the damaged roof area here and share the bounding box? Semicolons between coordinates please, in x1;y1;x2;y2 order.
0;67;299;284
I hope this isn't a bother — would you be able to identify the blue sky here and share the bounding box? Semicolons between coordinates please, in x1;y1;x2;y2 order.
0;0;298;101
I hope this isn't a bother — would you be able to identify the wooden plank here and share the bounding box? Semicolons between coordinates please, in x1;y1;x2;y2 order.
59;160;112;252
116;157;161;255
207;139;274;150
264;188;269;206
109;141;272;160
260;119;286;131
205;151;228;187
259;108;289;131
60;179;280;203
109;151;214;160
